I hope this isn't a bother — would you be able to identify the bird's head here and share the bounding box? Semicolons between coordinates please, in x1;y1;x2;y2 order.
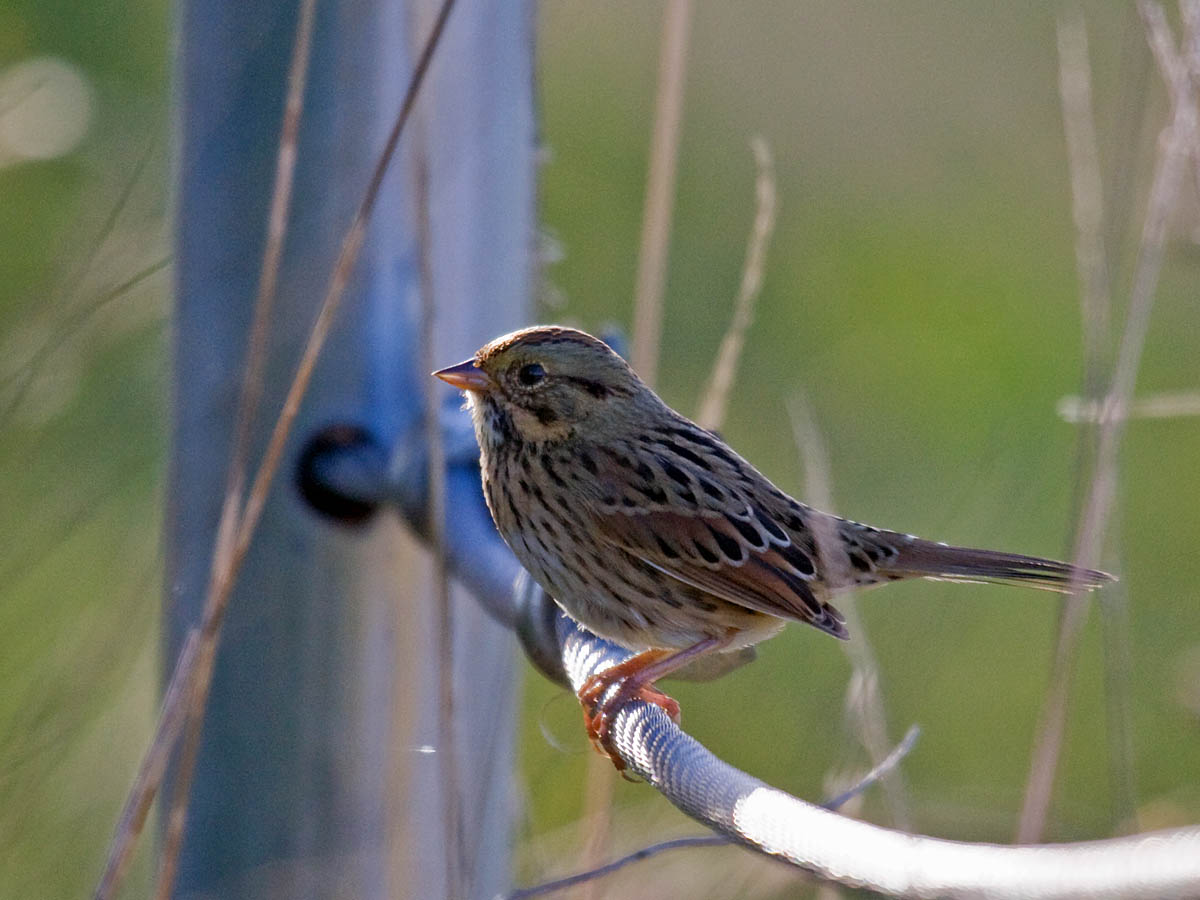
433;326;646;444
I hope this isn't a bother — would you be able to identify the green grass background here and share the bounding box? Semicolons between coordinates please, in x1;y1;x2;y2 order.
2;1;1199;897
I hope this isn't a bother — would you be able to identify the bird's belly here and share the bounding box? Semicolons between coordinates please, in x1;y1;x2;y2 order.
481;459;783;652
503;525;782;653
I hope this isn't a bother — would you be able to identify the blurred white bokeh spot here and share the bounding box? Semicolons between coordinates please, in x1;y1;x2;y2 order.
0;56;94;164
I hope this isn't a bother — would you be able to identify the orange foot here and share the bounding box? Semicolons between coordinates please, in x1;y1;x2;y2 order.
576;650;682;771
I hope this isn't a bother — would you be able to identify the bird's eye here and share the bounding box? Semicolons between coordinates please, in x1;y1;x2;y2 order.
517;363;546;386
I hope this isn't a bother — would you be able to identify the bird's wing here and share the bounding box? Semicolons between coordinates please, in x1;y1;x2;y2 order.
578;437;848;639
593;507;848;639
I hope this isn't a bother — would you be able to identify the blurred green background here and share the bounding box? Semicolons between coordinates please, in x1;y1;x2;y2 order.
2;1;1199;897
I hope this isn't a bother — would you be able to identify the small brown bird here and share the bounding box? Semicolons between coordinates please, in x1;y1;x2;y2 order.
435;326;1111;764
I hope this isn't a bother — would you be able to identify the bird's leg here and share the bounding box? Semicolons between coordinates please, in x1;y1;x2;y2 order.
578;649;679;740
577;633;733;770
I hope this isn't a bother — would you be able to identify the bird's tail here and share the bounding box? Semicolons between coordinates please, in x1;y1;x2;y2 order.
876;536;1114;592
834;521;1115;592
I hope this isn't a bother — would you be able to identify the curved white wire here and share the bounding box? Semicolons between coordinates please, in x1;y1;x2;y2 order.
557;618;1200;900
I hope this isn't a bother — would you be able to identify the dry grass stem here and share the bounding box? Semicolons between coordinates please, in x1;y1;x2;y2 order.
697;137;777;432
60;134;159;299
578;0;692;884
1058;9;1112;394
575;140;774;896
139;1;460;896
821;725;920;814
788;395;910;831
152;1;319;892
1185;1;1200;192
222;0;320;527
1056;6;1138;834
1098;566;1138;832
1059;389;1200;422
506;836;727;900
1017;0;1197;843
0;133;162;425
507;728;918;900
92;629;198;900
414;132;466;899
1106;8;1156;280
572;755;617;900
0;255;172;426
630;0;693;388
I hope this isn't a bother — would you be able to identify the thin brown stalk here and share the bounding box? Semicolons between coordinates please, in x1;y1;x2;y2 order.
571;756;617;900
787;396;911;832
0;256;171;425
508;837;727;900
1055;6;1137;834
575;1;693;881
564;135;776;899
574;143;776;894
630;0;693;387
1058;9;1112;396
1097;543;1137;833
222;0;320;533
92;629;198;900
572;139;776;899
506;728;919;900
152;1;318;892
1105;6;1155;285
1059;389;1200;422
697;137;777;432
149;1;459;897
413;128;466;900
1;127;161;411
1184;0;1200;197
1016;0;1195;842
235;0;457;566
58;133;159;305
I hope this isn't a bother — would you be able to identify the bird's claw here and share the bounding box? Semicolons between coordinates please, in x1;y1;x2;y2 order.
577;669;681;772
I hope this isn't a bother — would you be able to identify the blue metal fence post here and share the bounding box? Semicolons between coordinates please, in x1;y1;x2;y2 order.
166;0;533;896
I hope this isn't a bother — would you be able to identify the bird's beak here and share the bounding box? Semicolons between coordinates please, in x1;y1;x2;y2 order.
432;358;492;391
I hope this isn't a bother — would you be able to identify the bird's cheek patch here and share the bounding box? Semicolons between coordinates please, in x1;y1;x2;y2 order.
509;405;573;442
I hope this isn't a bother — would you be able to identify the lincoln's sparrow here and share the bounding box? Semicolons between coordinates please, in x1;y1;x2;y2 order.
435;326;1111;764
